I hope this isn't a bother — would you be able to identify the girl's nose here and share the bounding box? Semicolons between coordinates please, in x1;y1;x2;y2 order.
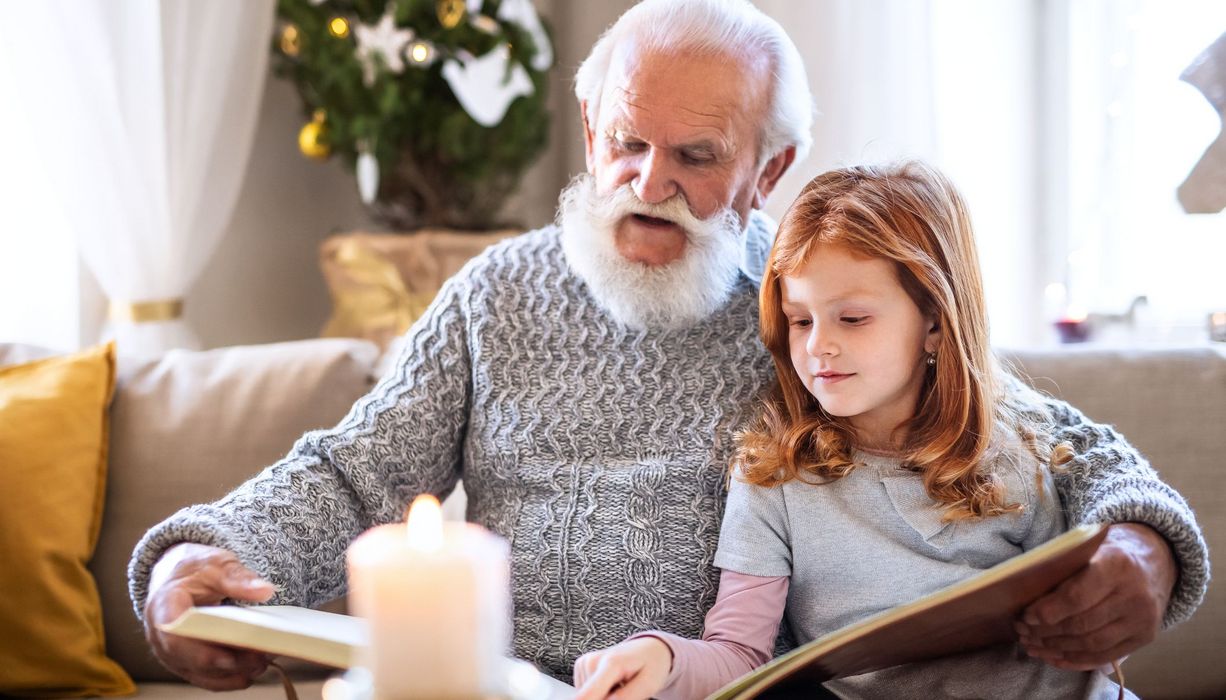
806;323;837;358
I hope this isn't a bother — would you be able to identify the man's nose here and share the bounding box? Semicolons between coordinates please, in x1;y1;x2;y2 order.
632;148;679;204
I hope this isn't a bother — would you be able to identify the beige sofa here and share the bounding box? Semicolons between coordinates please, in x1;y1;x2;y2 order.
2;339;1221;698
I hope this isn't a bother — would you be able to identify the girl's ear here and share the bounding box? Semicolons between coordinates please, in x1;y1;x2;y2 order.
924;318;942;354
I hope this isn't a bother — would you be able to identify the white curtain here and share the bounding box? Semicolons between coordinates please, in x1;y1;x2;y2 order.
756;0;1041;346
3;0;274;356
753;0;939;222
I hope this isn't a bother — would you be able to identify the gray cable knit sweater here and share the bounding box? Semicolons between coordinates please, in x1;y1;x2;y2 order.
130;220;1208;681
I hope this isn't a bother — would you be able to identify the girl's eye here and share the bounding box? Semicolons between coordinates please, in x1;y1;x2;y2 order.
840;316;868;325
788;317;811;328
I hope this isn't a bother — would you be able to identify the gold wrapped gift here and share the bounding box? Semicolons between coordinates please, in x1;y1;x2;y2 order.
319;229;519;350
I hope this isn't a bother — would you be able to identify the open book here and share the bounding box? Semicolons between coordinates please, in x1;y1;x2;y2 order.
708;522;1108;699
159;605;576;700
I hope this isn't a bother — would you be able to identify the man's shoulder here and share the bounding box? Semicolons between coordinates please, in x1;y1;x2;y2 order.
455;224;565;284
486;224;562;256
742;210;779;285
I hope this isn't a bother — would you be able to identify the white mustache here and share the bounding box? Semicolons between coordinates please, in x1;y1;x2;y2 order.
592;183;707;236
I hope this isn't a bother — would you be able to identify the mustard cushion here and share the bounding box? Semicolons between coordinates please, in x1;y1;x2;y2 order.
0;343;135;696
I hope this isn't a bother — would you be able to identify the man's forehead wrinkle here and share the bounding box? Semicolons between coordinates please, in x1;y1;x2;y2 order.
612;75;736;119
614;83;644;103
612;92;734;133
609;52;747;116
615;87;651;116
677;104;729;123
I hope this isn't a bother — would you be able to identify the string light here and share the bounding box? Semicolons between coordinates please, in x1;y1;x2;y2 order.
408;40;437;66
328;17;351;39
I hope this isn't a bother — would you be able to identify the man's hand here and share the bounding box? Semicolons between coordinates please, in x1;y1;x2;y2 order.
143;543;278;690
1016;523;1177;670
573;637;673;700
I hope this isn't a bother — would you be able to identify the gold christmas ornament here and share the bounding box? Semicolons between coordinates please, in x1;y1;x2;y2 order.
280;23;300;56
437;0;465;29
328;16;351;39
298;110;330;160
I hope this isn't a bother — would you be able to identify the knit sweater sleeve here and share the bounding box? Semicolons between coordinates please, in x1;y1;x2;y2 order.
1024;383;1209;628
127;269;476;622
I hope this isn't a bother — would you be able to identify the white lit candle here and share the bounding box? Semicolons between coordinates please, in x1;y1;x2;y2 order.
346;495;510;699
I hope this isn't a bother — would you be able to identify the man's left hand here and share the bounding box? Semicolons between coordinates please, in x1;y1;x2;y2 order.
1015;523;1177;670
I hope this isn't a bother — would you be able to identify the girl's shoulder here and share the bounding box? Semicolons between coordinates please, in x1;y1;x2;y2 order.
995;369;1060;424
980;419;1048;504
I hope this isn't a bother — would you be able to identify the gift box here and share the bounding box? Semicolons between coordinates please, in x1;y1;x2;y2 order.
320;229;518;350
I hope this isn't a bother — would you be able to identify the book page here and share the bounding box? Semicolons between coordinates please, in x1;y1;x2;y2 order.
192;605;369;647
160;605;362;668
161;605;577;699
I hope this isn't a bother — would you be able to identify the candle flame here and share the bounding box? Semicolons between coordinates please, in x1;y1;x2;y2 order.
405;494;444;552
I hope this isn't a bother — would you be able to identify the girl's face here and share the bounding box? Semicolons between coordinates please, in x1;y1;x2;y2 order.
780;242;941;449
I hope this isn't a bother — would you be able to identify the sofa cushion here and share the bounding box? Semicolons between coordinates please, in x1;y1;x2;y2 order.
0;343;60;366
87;339;379;682
0;343;136;696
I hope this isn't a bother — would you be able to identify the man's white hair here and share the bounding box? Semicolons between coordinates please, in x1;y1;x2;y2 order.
574;0;814;165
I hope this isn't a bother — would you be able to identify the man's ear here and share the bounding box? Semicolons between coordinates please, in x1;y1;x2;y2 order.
750;147;799;210
581;100;596;174
752;145;796;209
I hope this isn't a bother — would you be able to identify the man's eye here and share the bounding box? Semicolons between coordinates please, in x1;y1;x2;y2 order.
614;137;646;152
681;150;714;164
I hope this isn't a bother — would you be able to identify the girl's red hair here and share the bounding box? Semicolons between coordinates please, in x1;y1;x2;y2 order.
737;162;1067;521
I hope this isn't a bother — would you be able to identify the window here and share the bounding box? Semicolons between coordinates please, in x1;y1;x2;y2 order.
1057;0;1226;344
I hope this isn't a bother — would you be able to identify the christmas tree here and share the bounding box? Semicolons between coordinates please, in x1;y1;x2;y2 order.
274;0;553;230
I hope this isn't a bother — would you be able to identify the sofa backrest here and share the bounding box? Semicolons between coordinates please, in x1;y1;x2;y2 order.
5;340;1218;694
87;339;379;681
1007;346;1225;699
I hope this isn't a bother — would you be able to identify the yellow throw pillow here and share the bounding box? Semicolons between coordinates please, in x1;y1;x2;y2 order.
0;342;135;696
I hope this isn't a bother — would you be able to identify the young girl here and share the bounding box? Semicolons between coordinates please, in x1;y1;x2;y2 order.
572;162;1130;700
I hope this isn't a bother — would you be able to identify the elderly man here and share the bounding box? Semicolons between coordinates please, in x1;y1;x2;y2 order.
133;0;1207;691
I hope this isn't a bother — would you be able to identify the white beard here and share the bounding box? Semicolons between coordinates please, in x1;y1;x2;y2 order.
557;175;745;331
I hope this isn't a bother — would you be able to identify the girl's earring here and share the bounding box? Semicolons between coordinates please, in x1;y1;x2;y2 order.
926;353;937;367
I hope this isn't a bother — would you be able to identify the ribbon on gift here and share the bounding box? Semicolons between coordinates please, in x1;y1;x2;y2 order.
320;239;434;343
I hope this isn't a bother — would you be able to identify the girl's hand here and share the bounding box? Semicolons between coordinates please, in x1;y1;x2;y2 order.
572;636;673;700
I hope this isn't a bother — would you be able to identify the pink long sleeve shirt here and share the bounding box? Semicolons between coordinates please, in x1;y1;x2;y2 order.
633;570;789;700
